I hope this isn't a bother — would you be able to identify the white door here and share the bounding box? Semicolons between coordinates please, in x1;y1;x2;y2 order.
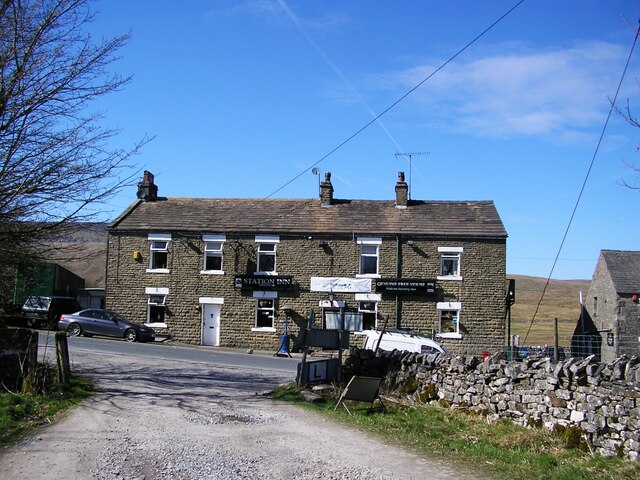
202;304;220;346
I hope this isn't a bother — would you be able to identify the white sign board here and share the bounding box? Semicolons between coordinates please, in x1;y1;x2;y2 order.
310;277;371;293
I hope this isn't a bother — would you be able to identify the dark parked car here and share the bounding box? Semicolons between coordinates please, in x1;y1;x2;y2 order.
22;296;82;329
58;309;155;343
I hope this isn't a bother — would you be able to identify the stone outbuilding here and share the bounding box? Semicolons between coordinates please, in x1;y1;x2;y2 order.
576;250;640;363
105;171;509;355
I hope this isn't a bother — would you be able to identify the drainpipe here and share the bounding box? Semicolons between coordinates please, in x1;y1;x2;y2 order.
396;235;401;329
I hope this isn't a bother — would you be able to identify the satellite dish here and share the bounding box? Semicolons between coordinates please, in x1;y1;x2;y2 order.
311;167;321;175
136;188;146;200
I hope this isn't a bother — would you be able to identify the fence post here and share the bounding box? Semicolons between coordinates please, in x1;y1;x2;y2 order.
22;330;39;393
553;318;559;363
55;331;71;385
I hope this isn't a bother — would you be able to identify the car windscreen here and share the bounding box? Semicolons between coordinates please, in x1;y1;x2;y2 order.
23;297;51;311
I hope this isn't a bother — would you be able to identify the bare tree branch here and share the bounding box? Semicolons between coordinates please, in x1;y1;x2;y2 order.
0;0;151;305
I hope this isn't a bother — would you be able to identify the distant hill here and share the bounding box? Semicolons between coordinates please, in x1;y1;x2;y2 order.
508;274;591;346
47;222;108;288
509;274;590;322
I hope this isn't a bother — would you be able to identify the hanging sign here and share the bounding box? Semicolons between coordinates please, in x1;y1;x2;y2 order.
310;277;371;293
375;278;436;294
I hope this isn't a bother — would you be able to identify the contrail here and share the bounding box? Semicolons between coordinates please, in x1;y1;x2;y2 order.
276;0;405;153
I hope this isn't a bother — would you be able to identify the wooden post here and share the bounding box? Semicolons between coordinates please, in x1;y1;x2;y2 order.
55;330;71;385
22;330;39;394
553;318;559;363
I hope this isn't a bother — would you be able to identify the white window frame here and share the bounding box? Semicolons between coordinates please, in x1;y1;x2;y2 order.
147;233;171;273
251;291;277;332
356;237;381;278
436;301;462;339
255;235;279;275
356;293;380;331
437;246;462;281
145;287;169;328
201;234;226;275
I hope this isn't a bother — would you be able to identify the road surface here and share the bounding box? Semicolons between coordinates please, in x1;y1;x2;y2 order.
1;337;481;479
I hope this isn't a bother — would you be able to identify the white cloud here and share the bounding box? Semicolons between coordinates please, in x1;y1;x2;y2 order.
372;41;631;140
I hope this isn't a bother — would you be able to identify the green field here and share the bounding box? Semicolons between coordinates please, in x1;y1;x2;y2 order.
508;274;590;346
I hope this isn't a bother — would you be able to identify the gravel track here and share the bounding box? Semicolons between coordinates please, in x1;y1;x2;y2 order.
0;347;480;479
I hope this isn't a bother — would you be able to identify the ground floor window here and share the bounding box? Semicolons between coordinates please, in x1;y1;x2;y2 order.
355;293;380;331
145;287;168;327
148;304;165;324
256;298;275;329
359;301;377;330
436;301;462;339
440;310;458;334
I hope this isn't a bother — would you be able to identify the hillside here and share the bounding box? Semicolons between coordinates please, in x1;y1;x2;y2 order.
508;274;590;346
47;222;108;288
509;274;590;322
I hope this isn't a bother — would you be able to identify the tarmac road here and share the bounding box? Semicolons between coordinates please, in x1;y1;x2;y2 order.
0;341;481;479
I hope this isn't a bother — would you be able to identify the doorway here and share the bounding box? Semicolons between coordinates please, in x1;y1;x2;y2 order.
202;303;221;346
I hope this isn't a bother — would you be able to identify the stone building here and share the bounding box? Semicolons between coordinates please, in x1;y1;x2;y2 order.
578;250;640;363
105;171;508;355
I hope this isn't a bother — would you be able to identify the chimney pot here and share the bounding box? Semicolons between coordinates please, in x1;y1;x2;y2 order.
137;170;158;201
320;171;334;206
395;171;408;209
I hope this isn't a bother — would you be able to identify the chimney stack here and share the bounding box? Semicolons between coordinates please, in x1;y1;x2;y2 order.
320;172;334;206
395;171;408;208
136;170;158;201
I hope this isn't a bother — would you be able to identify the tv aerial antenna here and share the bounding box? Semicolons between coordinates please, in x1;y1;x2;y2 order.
311;167;321;197
394;152;429;199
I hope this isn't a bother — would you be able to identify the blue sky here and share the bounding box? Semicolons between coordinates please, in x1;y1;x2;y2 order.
86;1;640;280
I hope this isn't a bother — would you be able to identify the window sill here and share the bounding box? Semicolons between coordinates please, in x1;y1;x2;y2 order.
146;268;170;274
437;332;462;340
253;272;278;276
356;273;381;279
145;322;167;329
251;327;276;333
437;275;462;281
200;270;224;275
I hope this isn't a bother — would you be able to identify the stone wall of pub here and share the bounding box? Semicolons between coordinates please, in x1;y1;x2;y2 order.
106;231;506;353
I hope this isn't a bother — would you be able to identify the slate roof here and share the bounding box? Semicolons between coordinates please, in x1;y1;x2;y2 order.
601;250;640;294
109;197;507;239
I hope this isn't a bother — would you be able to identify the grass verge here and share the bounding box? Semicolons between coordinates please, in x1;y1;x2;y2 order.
272;384;640;480
0;375;95;447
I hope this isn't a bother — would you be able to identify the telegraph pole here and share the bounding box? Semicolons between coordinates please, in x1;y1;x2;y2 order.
394;152;429;199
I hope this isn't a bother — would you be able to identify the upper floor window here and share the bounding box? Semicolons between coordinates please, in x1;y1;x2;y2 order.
202;234;225;274
438;246;462;280
147;233;171;273
436;301;462;339
255;235;279;274
357;237;381;277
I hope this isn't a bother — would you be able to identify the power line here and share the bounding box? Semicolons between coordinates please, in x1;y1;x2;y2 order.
523;22;640;344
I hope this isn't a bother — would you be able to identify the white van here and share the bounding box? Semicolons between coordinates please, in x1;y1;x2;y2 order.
355;329;447;355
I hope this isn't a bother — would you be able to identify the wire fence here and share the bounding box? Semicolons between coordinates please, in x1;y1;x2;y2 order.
505;334;640;362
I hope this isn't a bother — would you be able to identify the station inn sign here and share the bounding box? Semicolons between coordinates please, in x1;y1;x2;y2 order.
234;275;293;290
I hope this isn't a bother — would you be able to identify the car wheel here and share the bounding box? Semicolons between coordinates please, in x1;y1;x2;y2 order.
67;323;82;337
124;328;137;342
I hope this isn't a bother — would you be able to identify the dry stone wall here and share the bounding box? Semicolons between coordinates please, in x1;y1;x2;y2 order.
345;348;640;460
